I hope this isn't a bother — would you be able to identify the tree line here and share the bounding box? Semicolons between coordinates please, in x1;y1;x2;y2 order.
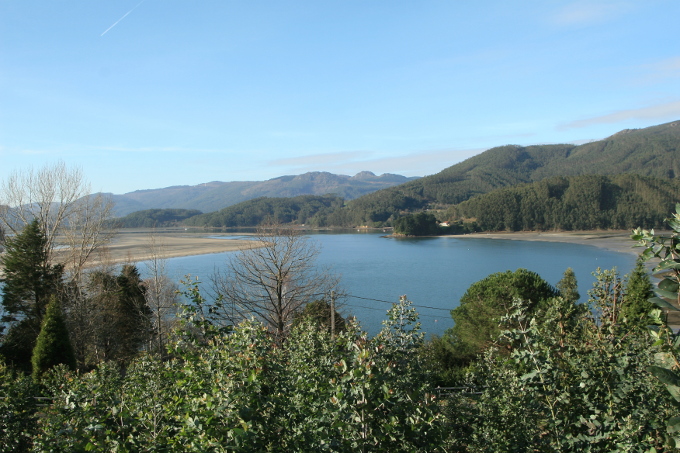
450;174;680;231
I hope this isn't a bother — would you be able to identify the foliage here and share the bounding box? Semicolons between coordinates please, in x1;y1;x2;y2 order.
0;220;63;324
33;296;444;451
0;220;63;372
632;203;680;447
32;295;76;382
66;264;152;368
448;268;559;361
292;298;346;335
557;267;580;303
0;361;39;452
393;212;440;236
620;257;655;326
450;277;674;451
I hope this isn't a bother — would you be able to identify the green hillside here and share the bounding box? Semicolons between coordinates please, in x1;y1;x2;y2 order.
184;194;345;228
344;120;680;225
115;209;203;228
451;174;680;231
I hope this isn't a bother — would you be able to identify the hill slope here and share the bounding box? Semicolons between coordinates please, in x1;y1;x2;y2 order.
345;120;680;224
110;171;418;217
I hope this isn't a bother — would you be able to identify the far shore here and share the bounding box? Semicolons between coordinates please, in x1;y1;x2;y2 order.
97;228;647;265
452;230;645;257
90;230;261;265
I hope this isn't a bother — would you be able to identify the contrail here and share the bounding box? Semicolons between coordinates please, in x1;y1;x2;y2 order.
101;0;146;37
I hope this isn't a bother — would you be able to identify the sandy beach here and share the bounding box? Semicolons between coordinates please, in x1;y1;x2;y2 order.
100;229;646;265
99;230;260;264
455;231;644;257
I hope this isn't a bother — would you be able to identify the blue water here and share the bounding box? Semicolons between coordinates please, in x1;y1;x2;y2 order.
146;233;637;337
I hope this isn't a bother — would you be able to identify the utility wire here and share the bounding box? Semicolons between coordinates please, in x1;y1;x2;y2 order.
345;294;451;312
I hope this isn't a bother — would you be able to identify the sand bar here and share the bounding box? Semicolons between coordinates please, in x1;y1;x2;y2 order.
100;230;259;264
454;231;647;257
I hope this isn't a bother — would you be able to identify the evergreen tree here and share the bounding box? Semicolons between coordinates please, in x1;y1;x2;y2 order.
0;220;63;372
114;264;152;361
292;299;346;334
31;295;75;382
557;267;580;303
0;220;63;324
449;269;559;362
621;257;655;325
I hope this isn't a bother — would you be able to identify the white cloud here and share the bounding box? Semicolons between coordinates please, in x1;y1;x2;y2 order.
550;1;632;26
560;100;680;129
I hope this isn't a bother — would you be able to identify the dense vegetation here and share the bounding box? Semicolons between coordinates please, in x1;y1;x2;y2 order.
4;206;680;450
115;208;203;228
338;120;680;224
451;173;680;231
132;120;680;231
184;194;345;228
393;212;440;236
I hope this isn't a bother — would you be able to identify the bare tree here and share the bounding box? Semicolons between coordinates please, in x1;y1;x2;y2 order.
144;230;178;356
0;161;116;282
210;225;340;337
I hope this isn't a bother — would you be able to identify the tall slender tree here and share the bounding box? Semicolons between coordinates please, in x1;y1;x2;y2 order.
557;267;580;303
31;296;76;382
0;220;63;372
621;257;655;325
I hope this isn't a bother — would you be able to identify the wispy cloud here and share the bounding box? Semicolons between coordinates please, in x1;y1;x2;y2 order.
268;148;487;178
101;0;146;37
559;100;680;129
268;151;368;168
550;1;632;26
95;145;222;154
634;57;680;84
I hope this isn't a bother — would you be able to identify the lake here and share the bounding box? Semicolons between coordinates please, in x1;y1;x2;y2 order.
149;233;638;337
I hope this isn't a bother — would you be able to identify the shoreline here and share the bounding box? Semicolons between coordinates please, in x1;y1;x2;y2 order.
100;229;646;264
452;231;644;257
94;231;259;265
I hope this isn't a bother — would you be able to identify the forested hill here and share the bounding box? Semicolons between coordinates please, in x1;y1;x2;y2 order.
183;194;345;228
345;120;680;223
451;174;680;231
109;171;418;217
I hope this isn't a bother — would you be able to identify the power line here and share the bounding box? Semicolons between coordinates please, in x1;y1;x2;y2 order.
346;294;451;312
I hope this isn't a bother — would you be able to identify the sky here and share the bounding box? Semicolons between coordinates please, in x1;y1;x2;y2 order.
1;1;679;195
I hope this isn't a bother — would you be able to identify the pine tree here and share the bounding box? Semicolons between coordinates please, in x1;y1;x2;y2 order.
114;264;152;361
31;295;76;382
621;257;655;326
557;267;580;303
0;220;63;324
0;220;63;372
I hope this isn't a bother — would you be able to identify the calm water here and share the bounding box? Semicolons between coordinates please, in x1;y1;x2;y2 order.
148;233;637;337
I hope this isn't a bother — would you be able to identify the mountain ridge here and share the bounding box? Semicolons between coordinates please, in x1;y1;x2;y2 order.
109;171;419;217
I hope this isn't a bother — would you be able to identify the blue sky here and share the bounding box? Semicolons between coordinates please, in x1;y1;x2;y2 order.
1;1;679;195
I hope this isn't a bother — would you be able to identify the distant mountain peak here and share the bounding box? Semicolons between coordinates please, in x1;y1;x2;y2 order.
353;171;376;179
